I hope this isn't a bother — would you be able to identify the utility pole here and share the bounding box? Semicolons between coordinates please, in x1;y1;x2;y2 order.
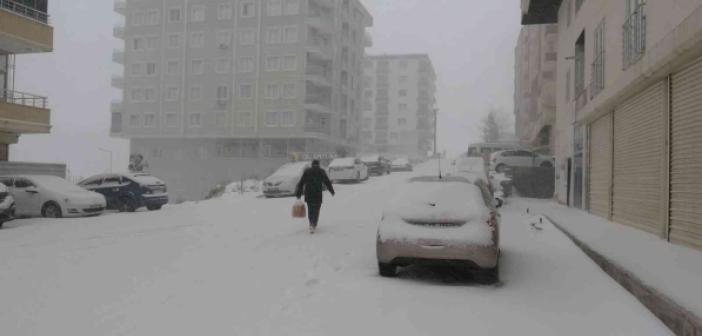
98;148;113;173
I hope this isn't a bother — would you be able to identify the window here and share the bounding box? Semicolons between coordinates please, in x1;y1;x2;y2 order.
399;89;407;97
215;111;228;126
574;32;585;96
146;10;159;25
165;86;179;101
283;84;296;98
267;0;282;16
167;34;182;48
191;5;205;22
146;62;157;76
241;1;256;18
144;87;156;101
398;103;407;111
266;84;280;99
132;11;146;26
130;63;143;76
265;56;281;71
215;59;231;74
282;55;297;70
130;88;143;102
146;36;159;49
132;37;145;51
189;113;201;127
398;118;407;126
189;86;202;101
239;57;255;72
165;113;177;127
266;111;280;126
284;0;300;15
239;29;256;45
168;7;182;22
144;114;156;127
166;60;180;75
591;19;606;97
266;27;282;44
283;26;298;43
218;3;233;20
129;114;141;126
216;85;230;101
217;31;232;48
239;84;253;98
623;0;646;68
191;59;204;75
281;111;295;127
190;32;205;48
399;76;408;83
239;111;253;127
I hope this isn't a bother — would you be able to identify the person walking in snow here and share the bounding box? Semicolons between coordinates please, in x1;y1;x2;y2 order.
295;159;335;234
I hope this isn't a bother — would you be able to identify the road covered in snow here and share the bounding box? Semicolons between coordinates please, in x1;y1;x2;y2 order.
0;162;672;335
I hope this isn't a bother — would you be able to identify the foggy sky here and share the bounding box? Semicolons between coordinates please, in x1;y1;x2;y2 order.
11;0;521;178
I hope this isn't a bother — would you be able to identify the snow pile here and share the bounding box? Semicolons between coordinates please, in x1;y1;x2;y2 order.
225;179;261;194
379;180;493;246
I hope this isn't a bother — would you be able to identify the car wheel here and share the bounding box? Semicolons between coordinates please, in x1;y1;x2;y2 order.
117;197;137;212
378;262;397;277
495;164;506;173
474;266;499;285
146;204;162;211
42;202;63;218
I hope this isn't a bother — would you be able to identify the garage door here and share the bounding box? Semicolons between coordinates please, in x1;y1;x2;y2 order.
588;113;612;219
670;56;702;250
612;80;667;236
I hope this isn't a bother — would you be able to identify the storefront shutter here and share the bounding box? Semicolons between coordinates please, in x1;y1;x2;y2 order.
588;113;612;218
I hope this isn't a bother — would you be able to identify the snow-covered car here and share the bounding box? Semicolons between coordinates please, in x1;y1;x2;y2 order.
78;173;169;212
262;161;311;198
376;175;500;283
391;158;413;172
0;175;106;218
0;182;15;228
328;157;368;183
361;155;392;176
489;149;554;173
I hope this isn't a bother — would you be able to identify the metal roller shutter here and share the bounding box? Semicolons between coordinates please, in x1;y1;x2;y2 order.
670;57;702;250
612;80;667;235
588;113;613;218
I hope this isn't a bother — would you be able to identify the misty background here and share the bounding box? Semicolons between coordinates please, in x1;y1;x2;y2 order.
11;0;521;179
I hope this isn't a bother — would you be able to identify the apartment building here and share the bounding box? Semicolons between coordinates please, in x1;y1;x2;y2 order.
112;0;372;201
514;24;558;154
0;0;53;160
361;54;436;160
522;0;702;250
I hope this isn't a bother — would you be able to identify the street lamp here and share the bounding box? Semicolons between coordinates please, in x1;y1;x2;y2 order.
98;147;113;173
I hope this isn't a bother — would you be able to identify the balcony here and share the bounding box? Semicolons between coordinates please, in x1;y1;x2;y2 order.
306;12;333;34
111;75;124;88
305;65;332;87
0;89;51;134
110;100;123;113
307;37;333;60
114;0;126;15
113;24;125;39
112;49;124;64
0;0;53;53
304;111;331;136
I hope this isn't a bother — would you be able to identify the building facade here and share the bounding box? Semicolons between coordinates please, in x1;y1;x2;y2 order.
0;0;53;160
523;0;702;251
112;0;372;201
360;54;436;160
514;24;558;154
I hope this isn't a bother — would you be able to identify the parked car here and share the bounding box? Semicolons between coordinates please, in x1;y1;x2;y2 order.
391;158;413;172
467;142;526;161
328;157;368;183
78;173;168;212
361;155;392;176
376;175;500;283
0;183;15;228
489;149;554;173
0;175;106;218
262;161;311;198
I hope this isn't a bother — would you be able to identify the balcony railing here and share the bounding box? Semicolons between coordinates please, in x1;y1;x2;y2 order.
590;51;605;99
0;0;49;24
113;25;125;39
0;89;48;109
623;2;646;69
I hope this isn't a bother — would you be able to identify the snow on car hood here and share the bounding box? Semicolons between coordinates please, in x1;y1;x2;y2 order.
384;181;489;224
129;174;165;186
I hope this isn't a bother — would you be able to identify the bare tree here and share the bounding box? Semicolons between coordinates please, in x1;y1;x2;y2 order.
480;108;514;143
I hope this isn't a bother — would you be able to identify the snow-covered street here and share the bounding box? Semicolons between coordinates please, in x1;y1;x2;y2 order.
0;163;672;335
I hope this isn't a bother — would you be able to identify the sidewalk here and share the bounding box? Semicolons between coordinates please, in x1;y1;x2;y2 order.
512;198;702;335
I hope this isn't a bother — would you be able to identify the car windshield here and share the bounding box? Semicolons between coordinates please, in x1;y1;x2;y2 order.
271;162;309;177
30;176;86;193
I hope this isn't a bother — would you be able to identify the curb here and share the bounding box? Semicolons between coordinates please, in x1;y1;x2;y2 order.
542;214;702;336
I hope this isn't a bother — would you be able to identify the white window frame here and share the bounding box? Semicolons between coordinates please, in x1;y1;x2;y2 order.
216;30;232;48
189;113;202;127
239;84;254;99
146;62;157;76
166;59;180;75
284;0;300;15
282;83;296;98
168;7;182;23
190;32;205;48
266;27;282;44
239;57;254;73
144;86;157;102
281;111;295;127
265;55;281;71
282;55;297;71
132;36;145;51
283;26;298;43
144;113;156;127
218;3;233;20
129;114;141;127
239;111;253;128
239;29;256;45
165;113;178;127
216;85;231;101
267;0;282;16
266;111;280;127
215;58;231;74
265;84;280;99
191;59;205;75
191;5;206;22
165;86;179;101
146;9;159;25
167;33;182;49
146;36;159;50
189;85;203;101
240;1;256;18
130;88;143;102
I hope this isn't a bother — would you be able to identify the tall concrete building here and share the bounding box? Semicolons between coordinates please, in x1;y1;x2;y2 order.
112;0;372;201
513;24;557;154
522;0;702;251
361;54;436;160
0;0;53;160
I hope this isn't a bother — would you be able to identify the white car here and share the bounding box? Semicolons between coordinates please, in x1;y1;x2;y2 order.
0;183;15;228
0;175;106;218
489;149;554;173
262;161;311;198
327;157;368;183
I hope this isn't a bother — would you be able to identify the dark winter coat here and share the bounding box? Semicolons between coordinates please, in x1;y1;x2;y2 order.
295;166;335;204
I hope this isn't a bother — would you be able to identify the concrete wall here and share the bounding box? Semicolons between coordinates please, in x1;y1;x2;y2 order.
0;161;65;178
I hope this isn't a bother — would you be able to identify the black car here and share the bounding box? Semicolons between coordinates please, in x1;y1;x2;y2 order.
361;155;392;176
78;173;169;212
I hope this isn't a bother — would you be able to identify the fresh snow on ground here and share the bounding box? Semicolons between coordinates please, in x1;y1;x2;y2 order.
516;197;702;321
0;161;671;335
